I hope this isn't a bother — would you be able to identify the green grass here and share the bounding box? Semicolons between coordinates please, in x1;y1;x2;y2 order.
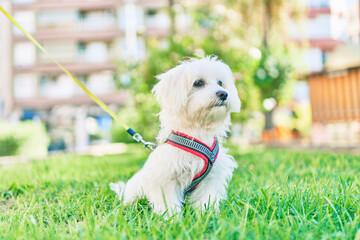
0;144;359;239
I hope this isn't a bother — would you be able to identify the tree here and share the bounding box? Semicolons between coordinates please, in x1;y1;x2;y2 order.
253;45;297;129
224;0;305;130
113;0;305;142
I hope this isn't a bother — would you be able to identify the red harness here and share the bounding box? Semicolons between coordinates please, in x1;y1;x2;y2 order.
165;131;219;195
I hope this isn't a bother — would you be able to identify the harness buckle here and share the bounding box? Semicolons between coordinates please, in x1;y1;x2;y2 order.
144;142;157;151
133;133;157;151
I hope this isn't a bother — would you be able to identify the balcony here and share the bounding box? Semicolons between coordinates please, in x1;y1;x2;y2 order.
14;28;124;42
13;69;127;108
14;62;116;74
307;7;331;18
12;0;167;11
14;91;129;109
12;36;147;71
13;11;124;42
308;38;344;51
13;0;122;11
144;27;169;38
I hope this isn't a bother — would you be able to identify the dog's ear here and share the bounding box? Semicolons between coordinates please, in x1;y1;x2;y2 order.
228;77;241;113
152;64;188;111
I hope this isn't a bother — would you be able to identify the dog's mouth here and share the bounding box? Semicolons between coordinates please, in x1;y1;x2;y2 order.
210;100;227;108
215;102;226;107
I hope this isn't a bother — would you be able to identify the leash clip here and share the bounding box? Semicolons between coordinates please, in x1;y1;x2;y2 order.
133;133;157;151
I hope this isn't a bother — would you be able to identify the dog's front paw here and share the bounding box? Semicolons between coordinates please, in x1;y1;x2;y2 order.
109;181;126;200
151;201;182;220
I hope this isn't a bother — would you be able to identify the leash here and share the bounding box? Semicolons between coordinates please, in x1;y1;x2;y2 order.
0;6;156;151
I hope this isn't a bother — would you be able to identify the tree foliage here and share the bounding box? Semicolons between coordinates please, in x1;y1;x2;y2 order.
253;45;298;107
112;0;305;142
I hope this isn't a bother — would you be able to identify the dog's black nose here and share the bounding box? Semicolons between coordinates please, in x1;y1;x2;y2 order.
216;91;228;101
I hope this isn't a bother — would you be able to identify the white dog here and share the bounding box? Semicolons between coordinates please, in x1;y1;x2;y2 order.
110;56;240;218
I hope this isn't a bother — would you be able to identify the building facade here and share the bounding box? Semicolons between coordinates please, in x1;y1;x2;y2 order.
291;0;359;73
303;0;360;146
0;0;170;152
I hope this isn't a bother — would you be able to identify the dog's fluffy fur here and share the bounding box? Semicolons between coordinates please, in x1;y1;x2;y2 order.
110;56;241;218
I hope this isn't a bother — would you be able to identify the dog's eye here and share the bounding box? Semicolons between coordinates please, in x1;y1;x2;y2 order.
193;79;205;87
218;81;223;87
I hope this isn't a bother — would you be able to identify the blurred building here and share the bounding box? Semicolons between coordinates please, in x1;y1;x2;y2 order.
302;0;360;146
308;66;360;146
291;0;360;73
0;0;170;152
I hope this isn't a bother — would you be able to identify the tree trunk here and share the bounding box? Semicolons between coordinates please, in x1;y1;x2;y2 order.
264;110;274;130
263;0;272;47
167;0;176;47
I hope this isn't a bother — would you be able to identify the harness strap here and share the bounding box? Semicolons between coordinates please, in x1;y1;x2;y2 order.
165;131;219;195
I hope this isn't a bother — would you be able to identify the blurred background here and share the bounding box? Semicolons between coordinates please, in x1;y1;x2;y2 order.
0;0;359;159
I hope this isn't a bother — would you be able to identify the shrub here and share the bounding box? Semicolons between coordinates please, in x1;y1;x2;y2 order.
0;136;21;156
0;121;49;158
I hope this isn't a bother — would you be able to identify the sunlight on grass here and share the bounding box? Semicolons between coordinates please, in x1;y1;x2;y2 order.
0;144;359;239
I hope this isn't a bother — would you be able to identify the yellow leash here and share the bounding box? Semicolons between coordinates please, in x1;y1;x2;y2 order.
0;6;156;150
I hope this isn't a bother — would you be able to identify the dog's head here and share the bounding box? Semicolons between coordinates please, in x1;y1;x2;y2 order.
153;56;241;128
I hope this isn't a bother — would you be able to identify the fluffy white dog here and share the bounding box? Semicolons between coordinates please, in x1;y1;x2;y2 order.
110;56;240;218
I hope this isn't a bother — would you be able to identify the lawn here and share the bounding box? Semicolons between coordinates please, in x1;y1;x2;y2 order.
0;144;359;239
